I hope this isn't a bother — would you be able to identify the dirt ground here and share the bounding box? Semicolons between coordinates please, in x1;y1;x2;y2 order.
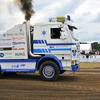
0;69;100;100
80;62;100;69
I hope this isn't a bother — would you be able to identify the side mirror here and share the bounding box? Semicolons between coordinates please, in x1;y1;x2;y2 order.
60;31;67;39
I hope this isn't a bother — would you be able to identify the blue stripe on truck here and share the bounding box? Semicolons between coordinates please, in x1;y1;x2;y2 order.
34;48;71;53
33;40;76;46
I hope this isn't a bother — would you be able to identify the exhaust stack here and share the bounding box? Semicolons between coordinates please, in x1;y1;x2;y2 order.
26;21;41;57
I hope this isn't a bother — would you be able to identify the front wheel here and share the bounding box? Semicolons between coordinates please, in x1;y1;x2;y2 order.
39;61;60;81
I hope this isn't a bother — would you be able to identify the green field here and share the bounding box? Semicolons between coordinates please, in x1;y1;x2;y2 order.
80;62;100;69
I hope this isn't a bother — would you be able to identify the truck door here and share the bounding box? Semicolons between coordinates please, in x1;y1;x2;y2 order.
49;27;71;54
33;25;50;54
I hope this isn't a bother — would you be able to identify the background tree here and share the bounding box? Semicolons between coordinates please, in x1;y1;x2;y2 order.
91;42;100;51
80;42;87;44
91;42;98;51
97;43;100;50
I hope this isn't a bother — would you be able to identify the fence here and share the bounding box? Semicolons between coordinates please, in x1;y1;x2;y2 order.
80;55;100;62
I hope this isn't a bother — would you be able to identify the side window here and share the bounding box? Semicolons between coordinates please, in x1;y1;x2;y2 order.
51;28;61;39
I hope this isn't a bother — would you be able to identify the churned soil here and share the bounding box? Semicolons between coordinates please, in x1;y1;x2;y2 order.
0;70;100;100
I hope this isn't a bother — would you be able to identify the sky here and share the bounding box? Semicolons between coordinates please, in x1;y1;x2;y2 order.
0;0;100;42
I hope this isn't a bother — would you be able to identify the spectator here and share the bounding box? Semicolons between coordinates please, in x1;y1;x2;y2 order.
92;51;95;55
89;50;92;55
81;51;85;55
86;53;89;58
96;51;99;55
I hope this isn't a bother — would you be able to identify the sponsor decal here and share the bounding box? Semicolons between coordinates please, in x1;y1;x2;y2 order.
19;32;24;36
41;30;47;36
14;48;24;50
12;46;24;50
0;53;4;57
0;39;11;41
0;43;11;46
0;47;12;51
4;56;12;58
15;53;25;56
12;42;25;45
12;37;25;41
0;53;12;58
7;33;18;36
12;64;25;68
3;33;20;37
73;52;76;56
4;53;12;55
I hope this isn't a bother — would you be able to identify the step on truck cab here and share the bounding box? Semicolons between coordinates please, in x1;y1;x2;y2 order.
0;15;80;81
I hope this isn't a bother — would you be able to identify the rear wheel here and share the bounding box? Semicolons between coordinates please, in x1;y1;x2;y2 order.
39;61;60;81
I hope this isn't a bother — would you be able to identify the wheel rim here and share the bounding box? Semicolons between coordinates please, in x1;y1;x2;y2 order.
43;66;55;78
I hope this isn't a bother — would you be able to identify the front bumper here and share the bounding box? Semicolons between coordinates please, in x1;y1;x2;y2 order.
72;64;80;72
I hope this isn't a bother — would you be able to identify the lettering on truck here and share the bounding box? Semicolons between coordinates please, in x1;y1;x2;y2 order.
13;48;24;50
15;53;25;56
0;43;11;46
12;42;25;45
0;39;11;41
12;64;25;68
12;37;25;41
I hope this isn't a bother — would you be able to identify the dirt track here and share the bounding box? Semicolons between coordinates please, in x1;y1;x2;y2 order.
0;70;100;100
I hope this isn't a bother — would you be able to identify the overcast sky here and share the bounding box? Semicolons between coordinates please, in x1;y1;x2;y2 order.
0;0;100;42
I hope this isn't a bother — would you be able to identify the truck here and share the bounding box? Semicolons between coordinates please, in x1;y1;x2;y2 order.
0;15;80;81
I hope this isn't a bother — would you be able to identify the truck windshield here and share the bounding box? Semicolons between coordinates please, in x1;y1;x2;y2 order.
68;25;78;41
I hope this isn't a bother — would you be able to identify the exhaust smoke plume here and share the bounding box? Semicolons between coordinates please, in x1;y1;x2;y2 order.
15;0;35;20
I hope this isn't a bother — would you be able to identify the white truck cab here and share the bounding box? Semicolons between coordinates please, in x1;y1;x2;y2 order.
33;16;80;71
0;15;80;81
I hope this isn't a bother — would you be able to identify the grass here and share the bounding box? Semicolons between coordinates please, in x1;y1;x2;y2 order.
80;62;100;69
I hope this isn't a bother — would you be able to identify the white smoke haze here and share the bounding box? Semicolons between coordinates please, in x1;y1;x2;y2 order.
8;0;14;2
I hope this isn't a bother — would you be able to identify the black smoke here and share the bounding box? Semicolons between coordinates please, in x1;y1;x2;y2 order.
15;0;35;20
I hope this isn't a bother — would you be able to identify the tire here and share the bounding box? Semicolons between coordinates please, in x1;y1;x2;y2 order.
60;70;66;74
39;61;60;81
0;68;3;79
